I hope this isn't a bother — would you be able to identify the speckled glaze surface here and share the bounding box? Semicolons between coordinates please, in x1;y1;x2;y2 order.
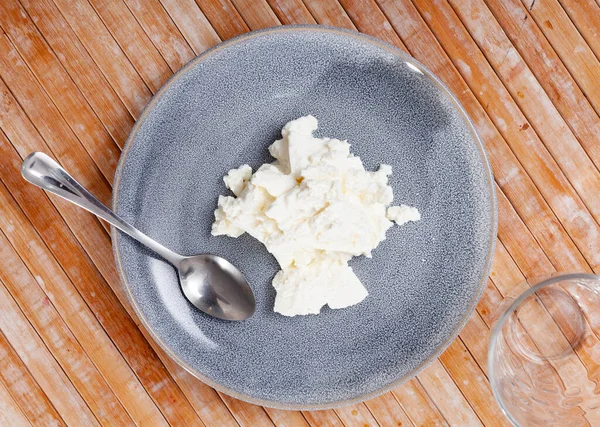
112;26;496;409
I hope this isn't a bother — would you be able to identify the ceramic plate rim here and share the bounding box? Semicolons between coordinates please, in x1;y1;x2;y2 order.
111;25;498;410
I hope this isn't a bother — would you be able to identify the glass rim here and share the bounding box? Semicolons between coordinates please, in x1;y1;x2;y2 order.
488;272;600;426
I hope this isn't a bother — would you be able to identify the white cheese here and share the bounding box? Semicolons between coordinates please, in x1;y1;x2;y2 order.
387;204;421;226
212;115;420;316
223;164;252;196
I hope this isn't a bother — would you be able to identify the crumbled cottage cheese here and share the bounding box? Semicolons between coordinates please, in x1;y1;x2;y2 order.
212;116;420;316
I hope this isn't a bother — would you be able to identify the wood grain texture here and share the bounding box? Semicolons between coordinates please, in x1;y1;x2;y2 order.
195;0;249;40
557;0;600;65
412;0;600;272
0;328;64;426
448;0;600;217
50;0;153;117
159;0;221;54
523;0;600;116
0;379;31;427
0;276;99;426
1;0;598;425
391;378;448;426
0;0;121;180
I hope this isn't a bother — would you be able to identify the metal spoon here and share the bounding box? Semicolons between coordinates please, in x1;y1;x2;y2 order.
21;152;255;321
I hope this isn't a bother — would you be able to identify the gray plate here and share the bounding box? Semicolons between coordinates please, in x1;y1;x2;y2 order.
112;26;496;409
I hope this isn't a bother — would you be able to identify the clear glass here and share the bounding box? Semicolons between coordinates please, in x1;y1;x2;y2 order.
489;273;600;426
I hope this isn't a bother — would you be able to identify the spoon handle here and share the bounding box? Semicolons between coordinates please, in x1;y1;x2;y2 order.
21;152;184;266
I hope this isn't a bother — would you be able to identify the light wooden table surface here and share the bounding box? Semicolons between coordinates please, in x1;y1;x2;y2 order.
1;0;599;425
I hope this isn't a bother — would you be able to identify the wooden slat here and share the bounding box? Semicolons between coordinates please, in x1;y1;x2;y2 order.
0;379;31;427
154;347;239;427
495;189;566;275
0;36;113;203
335;404;380;426
16;0;133;146
476;280;505;327
218;394;275;427
84;0;172;91
442;330;507;425
121;0;195;71
196;0;250;39
231;0;281;29
523;0;600;116
450;0;600;196
159;0;221;54
49;0;152;117
338;0;404;46
439;339;507;426
0;2;120;186
459;312;493;376
302;410;344;427
302;409;344;426
558;0;600;64
302;0;356;28
266;409;309;427
411;0;600;271
364;393;414;426
392;379;449;426
422;339;503;425
417;361;483;426
0;329;64;425
267;0;316;24
0;278;99;426
476;0;600;174
496;185;584;274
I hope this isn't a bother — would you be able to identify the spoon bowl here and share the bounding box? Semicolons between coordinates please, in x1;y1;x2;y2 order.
178;255;256;321
21;152;255;321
